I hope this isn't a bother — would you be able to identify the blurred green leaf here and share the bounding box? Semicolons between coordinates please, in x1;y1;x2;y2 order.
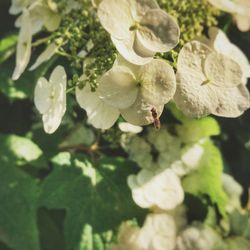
0;33;17;64
0;161;40;250
182;140;228;216
0;134;46;168
39;153;144;250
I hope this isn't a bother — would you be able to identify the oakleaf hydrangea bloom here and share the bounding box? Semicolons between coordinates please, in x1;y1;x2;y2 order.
176;224;225;250
34;66;67;134
97;0;180;65
199;27;250;84
111;213;176;250
208;0;250;31
174;41;250;118
98;56;176;126
127;168;184;210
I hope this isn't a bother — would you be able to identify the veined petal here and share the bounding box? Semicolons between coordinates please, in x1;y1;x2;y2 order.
97;0;133;40
128;0;159;21
204;52;243;88
120;93;164;126
137;9;180;53
213;84;250;118
49;65;67;90
34;77;51;114
30;43;58;70
111;35;154;65
97;65;138;109
12;9;32;80
42;83;66;134
139;59;176;106
76;85;120;129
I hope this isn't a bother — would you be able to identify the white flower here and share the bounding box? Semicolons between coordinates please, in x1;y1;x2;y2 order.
12;8;32;80
98;55;176;126
34;65;67;134
76;82;120;130
9;0;33;15
97;0;180;65
176;224;224;250
174;40;250;118
30;42;58;70
208;0;250;31
137;213;176;250
127;168;184;210
222;173;243;211
118;122;143;134
199;27;250;84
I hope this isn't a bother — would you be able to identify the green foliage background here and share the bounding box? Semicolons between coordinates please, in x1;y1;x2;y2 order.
0;0;250;250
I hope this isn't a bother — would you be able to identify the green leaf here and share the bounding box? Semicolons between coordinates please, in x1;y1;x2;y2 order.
39;153;144;250
182;140;228;216
0;33;17;64
0;161;40;250
176;117;220;143
0;134;46;168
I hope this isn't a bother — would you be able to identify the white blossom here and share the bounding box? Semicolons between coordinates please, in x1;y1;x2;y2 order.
34;65;67;134
97;0;180;65
127;168;184;210
174;40;250;118
199;27;250;84
98;55;176;126
208;0;250;31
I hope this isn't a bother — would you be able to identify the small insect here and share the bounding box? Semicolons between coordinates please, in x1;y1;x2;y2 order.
151;107;161;130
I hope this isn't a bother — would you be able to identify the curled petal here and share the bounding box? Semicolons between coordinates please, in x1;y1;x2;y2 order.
97;0;133;40
137;9;180;53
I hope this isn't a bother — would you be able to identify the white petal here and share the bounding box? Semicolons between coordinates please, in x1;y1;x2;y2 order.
137;9;180;53
139;59;176;106
204;52;243;88
212;84;250;117
30;43;58;70
111;35;155;65
128;0;159;21
97;66;138;109
12;9;32;80
9;0;31;15
76;85;120;129
42;83;66;134
97;0;133;40
34;77;52;114
120;93;164;126
49;65;67;89
118;122;143;133
235;14;250;32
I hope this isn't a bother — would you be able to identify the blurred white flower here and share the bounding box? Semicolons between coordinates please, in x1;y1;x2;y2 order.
208;0;250;31
137;213;176;250
9;0;33;15
176;224;225;250
174;41;250;118
199;27;250;84
98;56;176;126
34;65;67;134
222;173;243;212
12;8;32;80
128;168;184;210
97;0;180;65
118;122;143;134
